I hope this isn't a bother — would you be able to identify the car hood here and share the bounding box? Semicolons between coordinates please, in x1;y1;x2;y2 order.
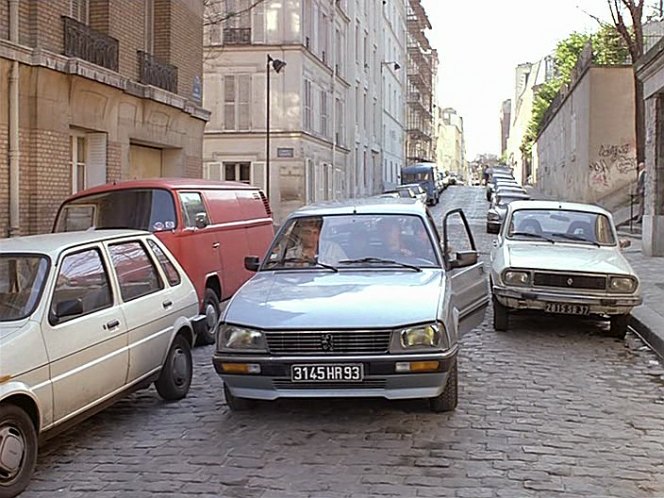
224;269;444;329
507;244;634;275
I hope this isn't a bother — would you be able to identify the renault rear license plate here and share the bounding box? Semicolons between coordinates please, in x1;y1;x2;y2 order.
545;303;589;315
291;364;364;382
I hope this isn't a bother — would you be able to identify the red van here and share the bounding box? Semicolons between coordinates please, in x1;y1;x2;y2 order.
53;178;274;345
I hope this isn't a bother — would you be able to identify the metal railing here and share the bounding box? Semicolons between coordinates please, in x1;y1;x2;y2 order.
63;16;119;72
137;51;178;93
224;27;251;45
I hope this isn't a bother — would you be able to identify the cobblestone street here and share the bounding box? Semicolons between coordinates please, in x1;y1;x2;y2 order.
22;187;664;497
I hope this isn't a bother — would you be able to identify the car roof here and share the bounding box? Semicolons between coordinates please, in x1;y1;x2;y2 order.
0;229;150;258
402;163;436;171
497;192;530;198
64;178;259;201
508;200;611;215
288;198;425;217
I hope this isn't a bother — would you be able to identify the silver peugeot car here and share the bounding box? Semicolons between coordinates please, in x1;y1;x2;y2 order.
212;199;489;412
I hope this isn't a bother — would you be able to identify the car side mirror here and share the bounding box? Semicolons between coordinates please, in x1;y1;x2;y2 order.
54;299;84;321
195;212;209;229
244;256;260;272
619;238;631;249
449;250;478;269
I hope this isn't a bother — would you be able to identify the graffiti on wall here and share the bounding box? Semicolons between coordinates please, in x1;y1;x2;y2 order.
589;143;636;188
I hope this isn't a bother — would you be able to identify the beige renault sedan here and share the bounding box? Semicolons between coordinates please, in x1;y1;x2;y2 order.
0;230;203;497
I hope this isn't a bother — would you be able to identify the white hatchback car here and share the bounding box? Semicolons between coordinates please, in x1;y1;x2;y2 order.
490;201;642;338
0;230;203;497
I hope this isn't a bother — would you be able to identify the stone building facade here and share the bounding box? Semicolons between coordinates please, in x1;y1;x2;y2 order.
0;0;208;236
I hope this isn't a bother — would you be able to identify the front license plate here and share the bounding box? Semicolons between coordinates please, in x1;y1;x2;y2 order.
291;364;364;382
545;303;590;315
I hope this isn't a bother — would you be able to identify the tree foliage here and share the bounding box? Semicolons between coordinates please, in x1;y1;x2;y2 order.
521;25;630;156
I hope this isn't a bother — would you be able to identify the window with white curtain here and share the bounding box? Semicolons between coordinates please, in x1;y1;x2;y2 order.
224;74;251;131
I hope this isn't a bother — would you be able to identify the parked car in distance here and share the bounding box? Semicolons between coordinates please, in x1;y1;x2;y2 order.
377;189;414;200
489;201;642;337
492;185;526;202
401;163;440;205
0;230;202;497
486;174;518;201
397;184;427;206
486;191;531;233
53;179;274;346
213;199;489;413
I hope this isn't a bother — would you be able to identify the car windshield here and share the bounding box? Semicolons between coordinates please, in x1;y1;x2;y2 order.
54;188;177;232
0;255;50;321
507;209;616;245
263;214;440;270
402;171;432;182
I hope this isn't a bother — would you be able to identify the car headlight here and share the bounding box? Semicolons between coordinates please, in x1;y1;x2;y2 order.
219;325;267;352
396;323;448;351
608;276;638;293
502;269;531;287
488;212;501;221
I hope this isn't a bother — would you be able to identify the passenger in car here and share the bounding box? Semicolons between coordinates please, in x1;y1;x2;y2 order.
377;218;416;258
285;217;347;265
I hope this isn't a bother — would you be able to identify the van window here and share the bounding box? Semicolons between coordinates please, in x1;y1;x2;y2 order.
179;192;208;228
402;170;433;183
55;189;177;232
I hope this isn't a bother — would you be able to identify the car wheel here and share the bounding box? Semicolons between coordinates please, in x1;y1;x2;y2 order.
196;288;220;346
493;297;509;331
224;384;254;411
155;335;193;401
609;314;630;339
429;359;458;413
0;404;38;498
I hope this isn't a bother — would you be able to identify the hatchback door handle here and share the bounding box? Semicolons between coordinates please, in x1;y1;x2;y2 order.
162;300;173;309
106;319;120;330
212;242;220;249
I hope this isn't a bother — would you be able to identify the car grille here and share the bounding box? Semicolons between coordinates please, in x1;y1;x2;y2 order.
265;331;392;355
272;379;387;389
533;272;607;290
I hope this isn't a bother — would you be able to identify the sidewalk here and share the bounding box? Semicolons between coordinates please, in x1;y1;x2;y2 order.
525;185;664;359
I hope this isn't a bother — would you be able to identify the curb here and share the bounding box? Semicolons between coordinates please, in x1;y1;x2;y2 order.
630;306;664;361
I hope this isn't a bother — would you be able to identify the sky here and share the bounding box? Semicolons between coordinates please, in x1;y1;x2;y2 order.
421;0;616;159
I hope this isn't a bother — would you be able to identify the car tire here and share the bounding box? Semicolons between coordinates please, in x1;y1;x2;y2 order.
155;335;193;401
493;297;509;331
196;288;220;346
609;314;629;339
224;384;254;411
429;359;458;413
0;404;38;498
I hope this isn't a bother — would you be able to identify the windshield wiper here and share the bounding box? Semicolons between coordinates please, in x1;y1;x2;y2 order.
279;257;338;272
510;231;555;243
337;257;422;272
550;232;600;247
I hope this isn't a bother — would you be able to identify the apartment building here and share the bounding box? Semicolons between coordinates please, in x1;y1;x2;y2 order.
435;106;467;179
0;0;208;236
203;0;408;222
405;0;437;164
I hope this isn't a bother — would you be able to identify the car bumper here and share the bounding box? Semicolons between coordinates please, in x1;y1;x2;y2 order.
212;348;458;401
492;285;642;315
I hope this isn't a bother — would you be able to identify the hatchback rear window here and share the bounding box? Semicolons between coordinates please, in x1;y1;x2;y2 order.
55;189;177;232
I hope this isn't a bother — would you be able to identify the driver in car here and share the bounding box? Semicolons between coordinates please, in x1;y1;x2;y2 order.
284;217;347;266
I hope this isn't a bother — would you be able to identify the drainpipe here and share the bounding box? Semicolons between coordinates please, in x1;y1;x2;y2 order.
8;0;20;237
331;0;336;200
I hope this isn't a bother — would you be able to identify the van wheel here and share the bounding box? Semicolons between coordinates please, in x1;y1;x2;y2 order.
196;288;220;346
493;297;509;331
155;335;193;401
609;314;629;340
429;359;458;412
224;384;253;411
0;404;38;498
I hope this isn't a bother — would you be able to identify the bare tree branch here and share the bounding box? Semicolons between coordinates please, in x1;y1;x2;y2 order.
204;0;268;26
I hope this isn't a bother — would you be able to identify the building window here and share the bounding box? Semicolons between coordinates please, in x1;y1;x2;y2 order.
304;79;313;131
224;74;251;131
70;0;89;23
145;0;155;53
335;98;344;146
319;12;328;64
321;91;328;138
224;0;251;45
224;162;251;183
70;135;87;194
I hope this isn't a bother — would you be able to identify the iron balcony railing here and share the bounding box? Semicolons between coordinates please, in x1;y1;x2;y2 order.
137;51;178;93
63;16;119;72
224;27;251;45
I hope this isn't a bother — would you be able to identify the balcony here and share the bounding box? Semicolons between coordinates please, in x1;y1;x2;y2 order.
63;16;119;71
224;27;251;45
138;51;178;93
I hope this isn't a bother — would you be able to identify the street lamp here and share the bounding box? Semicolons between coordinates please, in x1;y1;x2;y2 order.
266;54;286;200
380;61;401;72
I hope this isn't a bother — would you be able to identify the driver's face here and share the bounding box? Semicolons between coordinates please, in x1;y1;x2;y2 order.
300;226;320;249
